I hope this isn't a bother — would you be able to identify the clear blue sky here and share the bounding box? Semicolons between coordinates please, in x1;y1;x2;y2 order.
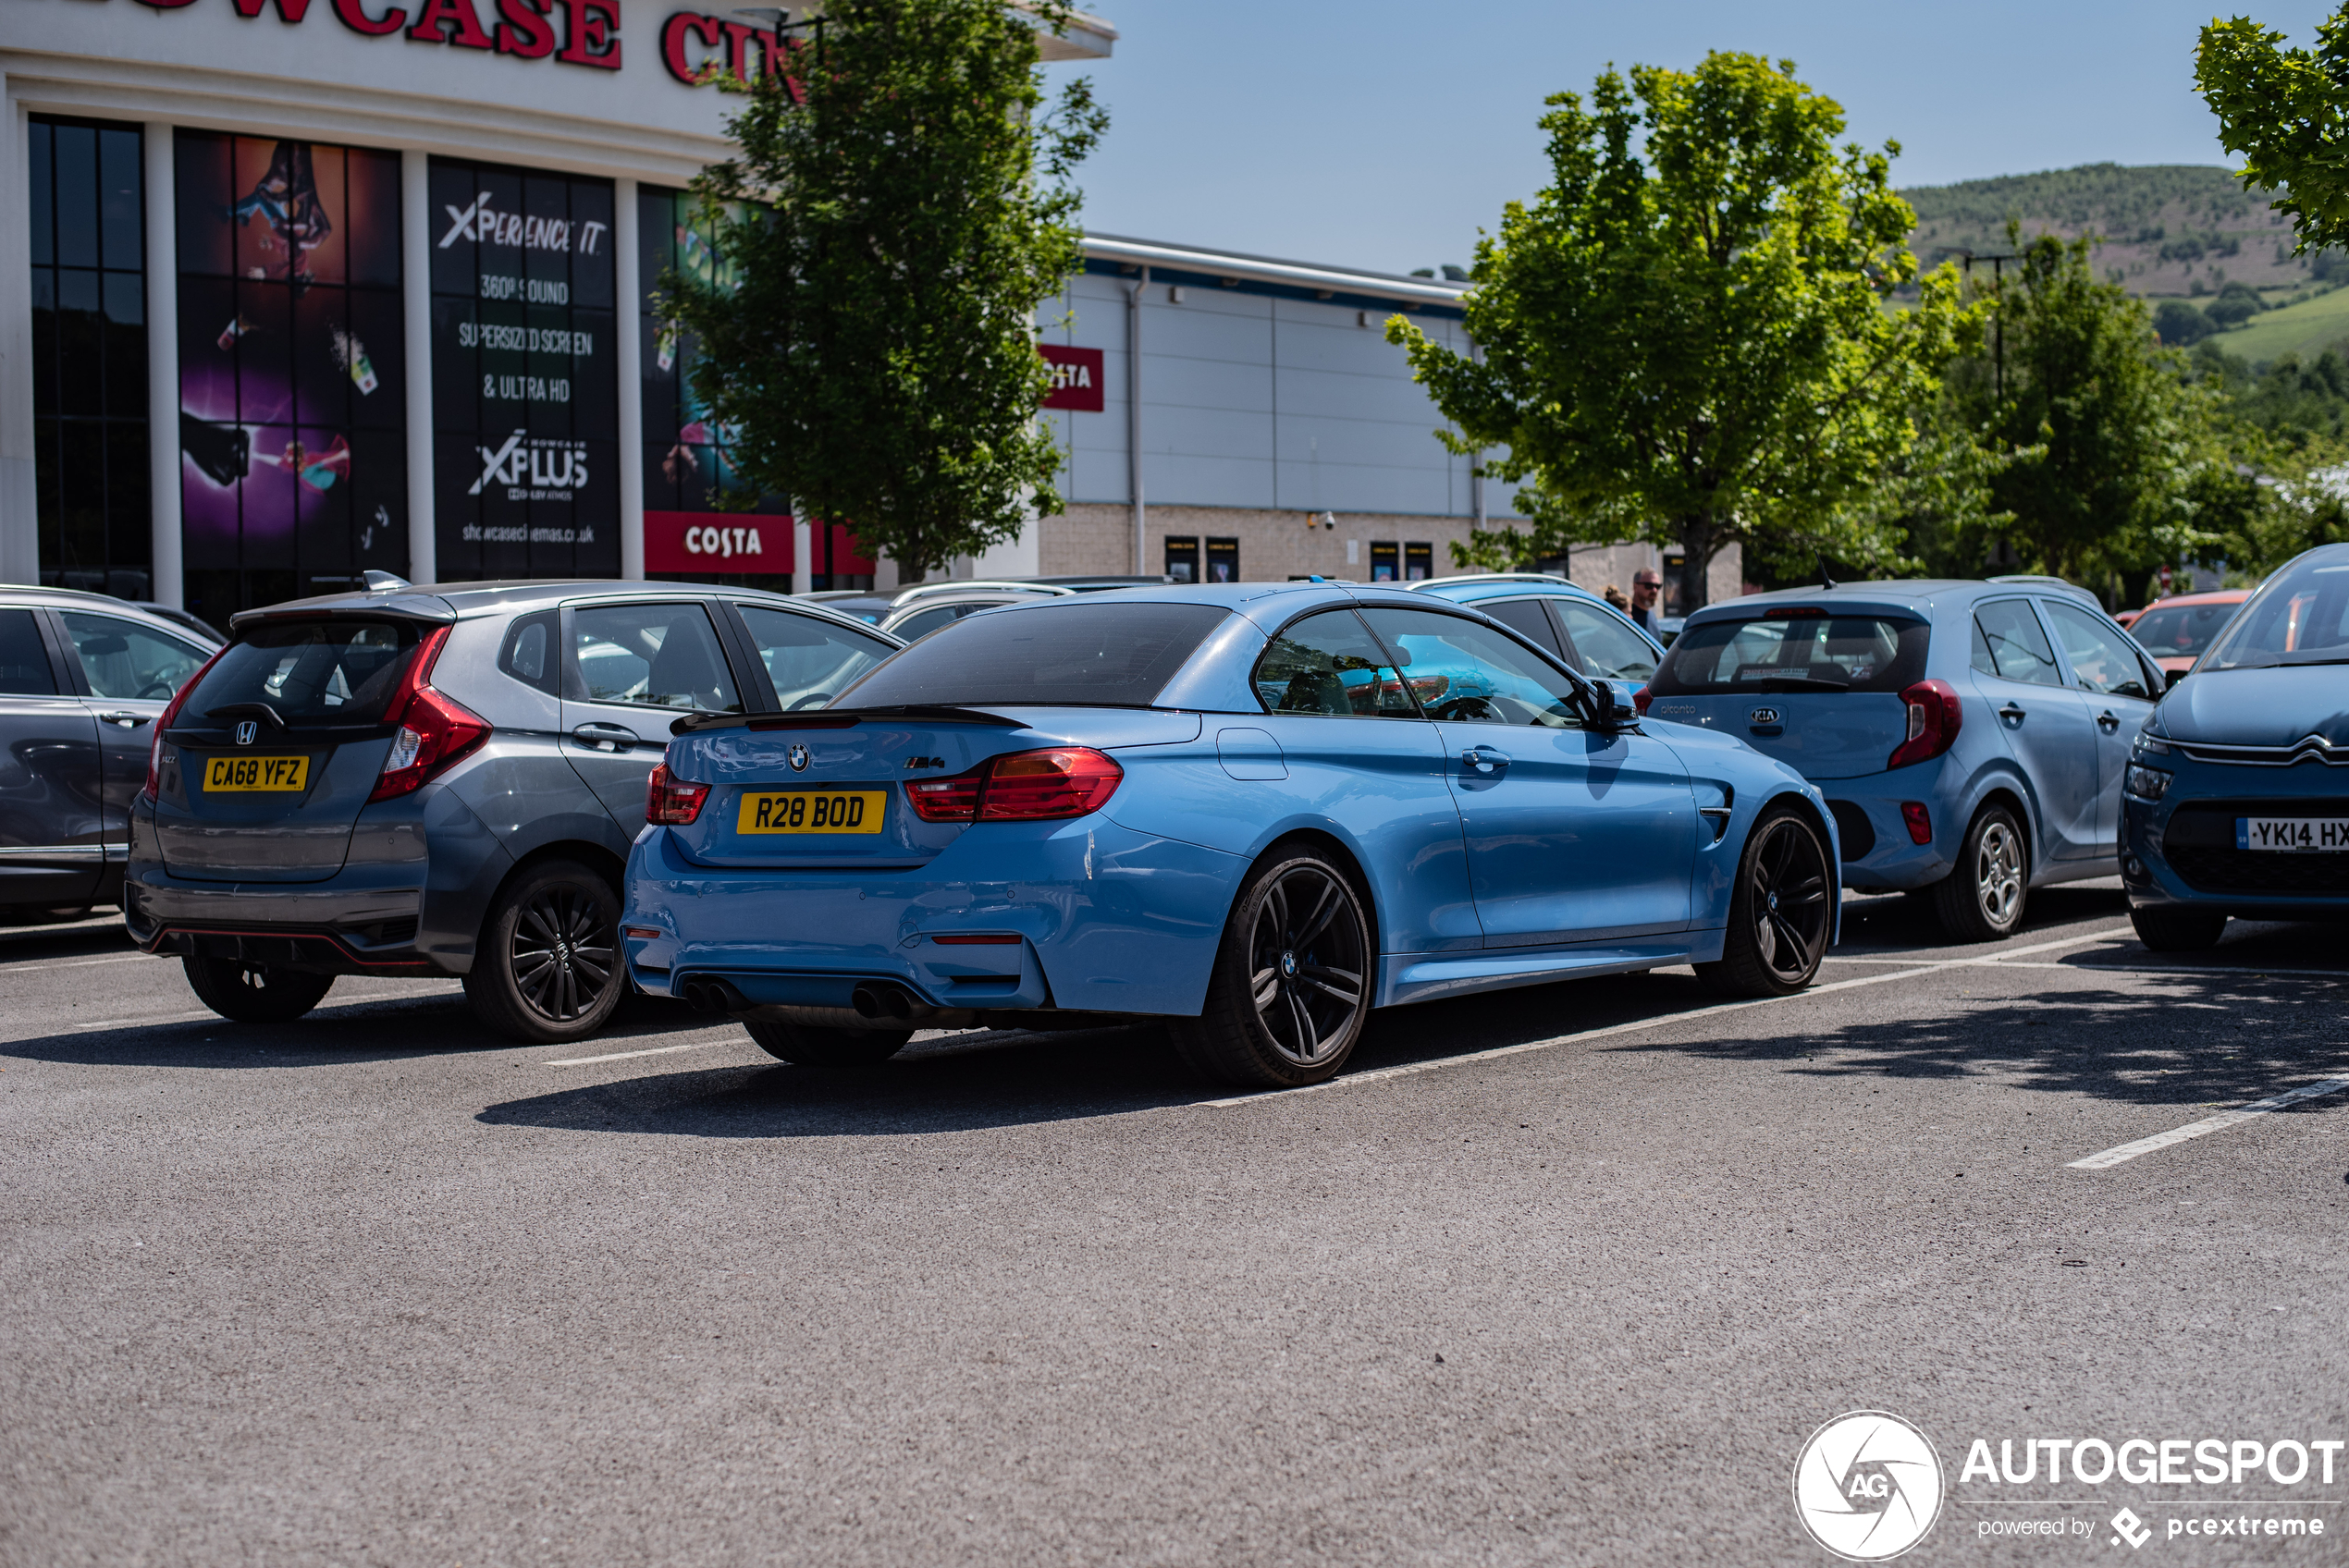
1046;0;2318;276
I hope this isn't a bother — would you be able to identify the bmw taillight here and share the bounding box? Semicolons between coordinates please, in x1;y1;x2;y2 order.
1888;678;1962;769
141;643;231;801
904;747;1125;823
368;626;490;802
646;763;710;825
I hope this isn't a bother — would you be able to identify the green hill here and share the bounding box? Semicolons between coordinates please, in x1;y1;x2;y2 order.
1897;163;2307;298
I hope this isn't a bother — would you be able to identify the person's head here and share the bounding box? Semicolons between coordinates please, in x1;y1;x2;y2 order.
1604;584;1630;609
1632;570;1663;606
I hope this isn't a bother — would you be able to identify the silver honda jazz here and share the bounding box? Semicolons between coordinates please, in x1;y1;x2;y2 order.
123;577;900;1043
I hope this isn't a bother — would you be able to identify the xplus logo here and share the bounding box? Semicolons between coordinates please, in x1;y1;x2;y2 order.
1793;1412;1945;1562
468;433;590;497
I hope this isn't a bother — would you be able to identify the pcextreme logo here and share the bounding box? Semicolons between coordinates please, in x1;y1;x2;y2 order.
1793;1411;1946;1562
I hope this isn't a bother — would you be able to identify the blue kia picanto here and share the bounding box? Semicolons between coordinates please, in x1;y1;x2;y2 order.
622;582;1839;1089
2121;544;2349;949
1642;581;2165;941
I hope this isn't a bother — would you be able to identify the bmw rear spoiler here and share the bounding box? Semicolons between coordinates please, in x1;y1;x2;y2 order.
670;704;1028;737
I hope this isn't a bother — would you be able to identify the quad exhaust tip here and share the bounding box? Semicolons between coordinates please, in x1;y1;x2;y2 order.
852;981;926;1022
680;977;751;1015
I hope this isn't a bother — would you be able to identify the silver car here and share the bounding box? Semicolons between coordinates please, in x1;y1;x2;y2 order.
124;579;900;1043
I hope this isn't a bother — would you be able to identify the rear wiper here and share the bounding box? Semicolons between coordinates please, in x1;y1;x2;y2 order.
203;702;289;730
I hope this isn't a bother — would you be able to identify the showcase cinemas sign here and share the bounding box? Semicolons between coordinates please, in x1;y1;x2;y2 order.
128;0;623;72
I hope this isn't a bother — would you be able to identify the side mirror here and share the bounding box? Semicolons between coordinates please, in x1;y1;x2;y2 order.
1594;685;1640;730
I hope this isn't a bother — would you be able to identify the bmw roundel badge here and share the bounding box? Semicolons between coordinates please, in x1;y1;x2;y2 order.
788;744;810;772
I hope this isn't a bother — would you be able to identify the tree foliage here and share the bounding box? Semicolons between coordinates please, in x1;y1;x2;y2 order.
1389;53;1975;609
2197;7;2349;254
661;0;1107;581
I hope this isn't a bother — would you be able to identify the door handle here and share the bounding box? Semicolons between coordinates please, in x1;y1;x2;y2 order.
2097;709;2121;731
571;723;641;753
1998;704;2027;722
1460;745;1508;775
93;711;150;728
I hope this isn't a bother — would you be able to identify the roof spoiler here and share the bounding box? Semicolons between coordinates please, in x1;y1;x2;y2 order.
670;704;1028;737
227;593;458;633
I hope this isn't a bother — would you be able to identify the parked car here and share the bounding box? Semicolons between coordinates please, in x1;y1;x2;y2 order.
0;588;221;918
623;582;1840;1089
1408;573;1666;704
797;588;899;626
878;581;1077;643
1641;581;2165;941
2121;544;2349;949
2125;589;2250;685
123;579;901;1041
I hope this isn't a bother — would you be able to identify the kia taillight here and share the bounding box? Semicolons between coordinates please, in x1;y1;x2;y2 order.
905;747;1124;824
1632;684;1653;716
368;627;491;802
1888;678;1962;769
646;763;710;825
142;643;231;801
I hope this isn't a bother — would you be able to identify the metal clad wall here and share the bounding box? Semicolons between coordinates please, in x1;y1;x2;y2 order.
1040;266;1514;521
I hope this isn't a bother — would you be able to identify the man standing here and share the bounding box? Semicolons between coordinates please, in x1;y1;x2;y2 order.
1629;569;1666;636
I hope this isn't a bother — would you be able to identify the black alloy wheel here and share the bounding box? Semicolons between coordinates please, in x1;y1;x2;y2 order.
465;860;624;1045
1697;806;1832;997
1174;848;1373;1088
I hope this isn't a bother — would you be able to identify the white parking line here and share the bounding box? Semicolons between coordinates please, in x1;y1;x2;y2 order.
46;954;157;970
547;1037;739;1067
71;1011;215;1031
1199;925;2137;1108
2067;1076;2349;1170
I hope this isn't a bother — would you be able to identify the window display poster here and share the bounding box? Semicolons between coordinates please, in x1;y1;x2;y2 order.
431;159;619;580
175;133;408;620
637;188;786;528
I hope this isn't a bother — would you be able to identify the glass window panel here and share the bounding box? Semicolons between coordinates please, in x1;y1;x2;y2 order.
104;273;147;421
55;125;97;268
571;603;741;713
1481;597;1564;658
31;279;57;418
59;612;206;702
1251;609;1420;718
1359;606;1584;728
174;130;236;278
186;619;418;725
2042;600;2154;699
57;271;103;417
106;425;150;558
58;422;108;570
0;611;61;696
31;121;54;266
1974;600;2064;686
100;128;141;273
1556;600;1661;682
735;604;892;709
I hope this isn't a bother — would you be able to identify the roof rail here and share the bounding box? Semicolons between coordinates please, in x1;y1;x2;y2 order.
1410;572;1575;590
1986;573;2099;604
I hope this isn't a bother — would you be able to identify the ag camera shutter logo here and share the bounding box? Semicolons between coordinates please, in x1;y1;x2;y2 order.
1792;1411;1944;1561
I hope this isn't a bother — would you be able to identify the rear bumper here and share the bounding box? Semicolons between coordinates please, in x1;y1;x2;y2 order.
622;815;1248;1019
1824;791;1955;892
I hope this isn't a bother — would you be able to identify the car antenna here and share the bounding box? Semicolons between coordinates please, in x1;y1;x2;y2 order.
1816;556;1837;591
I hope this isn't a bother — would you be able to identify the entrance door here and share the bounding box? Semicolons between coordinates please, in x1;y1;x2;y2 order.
1359;606;1697;946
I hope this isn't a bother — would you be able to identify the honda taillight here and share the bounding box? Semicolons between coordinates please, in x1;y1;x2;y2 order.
1888;678;1962;769
368;627;490;802
142;643;231;801
904;747;1124;824
646;763;710;825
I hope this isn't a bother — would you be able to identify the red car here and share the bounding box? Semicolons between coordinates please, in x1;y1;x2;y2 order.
2127;589;2250;684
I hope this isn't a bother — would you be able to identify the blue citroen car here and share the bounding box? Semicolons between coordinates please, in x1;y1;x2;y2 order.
1642;580;2165;941
1409;573;1666;705
2121;544;2349;949
621;583;1839;1088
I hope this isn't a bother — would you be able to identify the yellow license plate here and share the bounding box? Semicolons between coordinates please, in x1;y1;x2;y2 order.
202;754;310;792
737;790;886;835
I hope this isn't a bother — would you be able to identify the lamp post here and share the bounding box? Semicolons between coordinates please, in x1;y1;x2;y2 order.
1961;251;2019;406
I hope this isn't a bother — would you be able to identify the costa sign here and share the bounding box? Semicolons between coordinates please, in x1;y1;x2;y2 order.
129;0;623;69
1040;344;1104;411
643;510;789;575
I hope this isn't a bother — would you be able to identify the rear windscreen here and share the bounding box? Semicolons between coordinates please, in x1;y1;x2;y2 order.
834;602;1228;708
184;620;420;728
1649;613;1928;695
2130;601;2241;658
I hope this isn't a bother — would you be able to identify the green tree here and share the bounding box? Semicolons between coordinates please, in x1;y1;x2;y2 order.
2197;7;2349;254
1387;53;1974;609
1954;228;2224;592
662;0;1108;581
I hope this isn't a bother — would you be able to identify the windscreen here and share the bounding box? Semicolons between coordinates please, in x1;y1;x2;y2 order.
1648;613;1928;696
834;602;1227;708
2130;600;2241;659
183;620;420;728
2201;556;2349;669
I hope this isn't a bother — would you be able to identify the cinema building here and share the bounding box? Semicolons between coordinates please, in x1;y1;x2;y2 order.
1;0;1726;621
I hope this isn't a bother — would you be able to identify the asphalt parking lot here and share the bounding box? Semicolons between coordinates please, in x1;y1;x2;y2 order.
4;883;2344;1567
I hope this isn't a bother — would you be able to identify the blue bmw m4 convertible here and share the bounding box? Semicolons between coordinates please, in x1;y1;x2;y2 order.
621;583;1839;1088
